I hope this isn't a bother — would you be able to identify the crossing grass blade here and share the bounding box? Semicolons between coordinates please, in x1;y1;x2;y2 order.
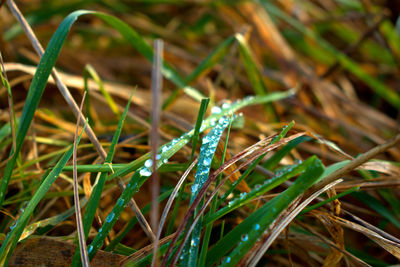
206;156;324;266
0;122;87;266
70;94;133;266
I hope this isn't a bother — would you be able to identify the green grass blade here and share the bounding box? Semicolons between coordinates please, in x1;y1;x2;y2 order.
198;117;233;267
84;64;120;117
0;123;86;266
235;33;277;120
206;156;324;266
204;156;315;225
190;98;210;162
181;115;232;266
71;94;133;266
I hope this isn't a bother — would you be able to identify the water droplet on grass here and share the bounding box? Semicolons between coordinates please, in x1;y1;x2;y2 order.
140;168;152;177
211;106;221;114
106;213;115;223
241;234;248;241
144;159;152;168
203;158;212;165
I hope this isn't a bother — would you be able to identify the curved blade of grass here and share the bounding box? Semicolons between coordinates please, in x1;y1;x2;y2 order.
249;179;343;267
181;116;232;267
0;122;86;266
71;94;133;266
207;156;324;266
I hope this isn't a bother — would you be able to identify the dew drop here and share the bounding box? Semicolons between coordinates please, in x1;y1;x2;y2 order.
210;118;217;126
222;103;230;109
254;184;261;190
254;224;260;230
9;221;17;230
295;159;302;164
106;213;115;223
156;154;161;160
88;245;93;253
202;136;212;144
162;158;168;164
144;159;153;168
218;117;227;124
116;198;124;207
241;234;249;242
203;158;211;166
211;106;222;114
171;139;178;145
225;256;231;263
140;168;152;177
191;184;199;193
162;146;169;153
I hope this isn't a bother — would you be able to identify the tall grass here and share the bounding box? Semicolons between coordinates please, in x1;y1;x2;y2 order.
1;1;400;266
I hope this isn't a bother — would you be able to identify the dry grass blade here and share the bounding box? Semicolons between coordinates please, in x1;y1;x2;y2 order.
313;210;400;260
121;234;176;266
72;91;89;267
150;39;163;267
151;159;198;263
312;132;400;192
296;220;371;267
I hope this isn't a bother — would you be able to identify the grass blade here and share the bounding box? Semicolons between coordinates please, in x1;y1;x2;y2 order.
207;156;324;266
70;94;134;266
180;116;232;266
72;93;89;266
0;122;87;266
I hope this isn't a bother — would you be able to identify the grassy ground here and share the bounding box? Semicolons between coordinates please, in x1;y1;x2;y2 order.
1;0;400;266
